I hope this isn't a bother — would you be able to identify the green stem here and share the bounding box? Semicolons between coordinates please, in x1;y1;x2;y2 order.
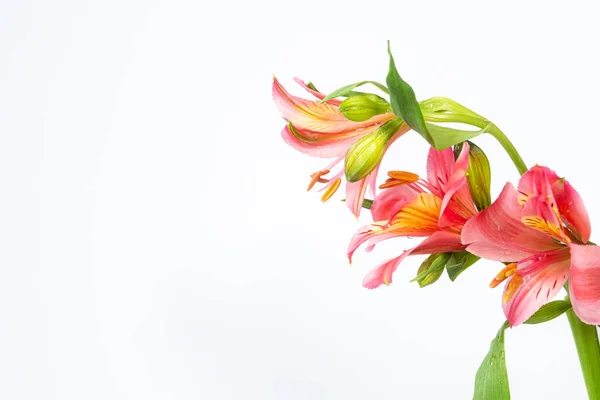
486;123;528;176
421;104;528;176
566;305;600;399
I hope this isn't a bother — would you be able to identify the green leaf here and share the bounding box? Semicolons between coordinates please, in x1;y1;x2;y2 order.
342;198;373;209
446;251;480;281
426;122;492;150
386;41;433;145
524;300;572;325
411;253;451;288
386;44;491;150
473;322;510;400
321;81;389;102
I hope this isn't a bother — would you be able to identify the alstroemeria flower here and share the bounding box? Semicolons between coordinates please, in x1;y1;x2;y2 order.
462;165;599;326
272;77;408;217
348;143;478;288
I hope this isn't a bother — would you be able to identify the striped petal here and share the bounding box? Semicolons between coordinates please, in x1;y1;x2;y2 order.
273;77;393;133
426;146;454;198
281;123;375;158
502;248;571;327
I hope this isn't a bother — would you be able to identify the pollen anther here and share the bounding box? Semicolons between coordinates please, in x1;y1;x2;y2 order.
307;169;330;191
379;170;419;189
321;178;342;202
490;263;518;288
502;273;524;304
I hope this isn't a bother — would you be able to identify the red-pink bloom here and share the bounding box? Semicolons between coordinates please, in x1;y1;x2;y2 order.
462;165;599;326
348;143;478;288
272;77;407;217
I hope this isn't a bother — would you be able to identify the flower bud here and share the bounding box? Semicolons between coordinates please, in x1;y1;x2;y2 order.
454;141;492;211
411;252;451;288
339;94;391;122
344;118;403;183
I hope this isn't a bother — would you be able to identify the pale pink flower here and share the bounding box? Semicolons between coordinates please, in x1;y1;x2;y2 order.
272;77;407;217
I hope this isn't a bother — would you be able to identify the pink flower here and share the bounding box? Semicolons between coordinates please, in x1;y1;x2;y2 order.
272;77;407;217
348;143;478;288
461;165;599;326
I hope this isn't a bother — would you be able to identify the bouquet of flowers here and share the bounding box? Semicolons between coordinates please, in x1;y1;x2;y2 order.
272;42;600;399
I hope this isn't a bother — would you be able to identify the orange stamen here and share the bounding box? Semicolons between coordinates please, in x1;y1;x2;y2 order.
379;170;419;189
321;178;341;202
307;169;330;191
502;273;524;304
489;263;518;288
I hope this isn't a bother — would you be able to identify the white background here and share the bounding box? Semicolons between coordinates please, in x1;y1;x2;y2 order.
1;0;599;399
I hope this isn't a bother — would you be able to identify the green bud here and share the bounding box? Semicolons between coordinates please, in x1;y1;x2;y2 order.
454;141;492;211
339;94;391;122
411;252;451;288
344;118;403;183
445;251;480;281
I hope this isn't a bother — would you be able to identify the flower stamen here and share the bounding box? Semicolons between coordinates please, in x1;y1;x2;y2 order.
490;263;518;288
321;178;342;202
379;170;420;189
307;169;330;191
502;273;524;304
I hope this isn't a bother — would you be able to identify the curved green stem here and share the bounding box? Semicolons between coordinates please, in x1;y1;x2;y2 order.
420;96;527;176
486;123;528;176
566;306;600;399
564;289;600;399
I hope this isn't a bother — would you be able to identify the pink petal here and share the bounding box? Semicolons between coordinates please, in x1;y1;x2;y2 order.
410;231;464;255
517;165;557;199
438;142;476;227
552;178;591;243
370;185;420;222
503;248;571;327
426;146;454;198
272;77;393;133
462;183;562;262
281;124;368;158
520;194;566;242
568;244;600;324
362;249;414;289
519;165;591;243
347;225;379;263
367;164;381;199
292;77;342;106
346;177;370;218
